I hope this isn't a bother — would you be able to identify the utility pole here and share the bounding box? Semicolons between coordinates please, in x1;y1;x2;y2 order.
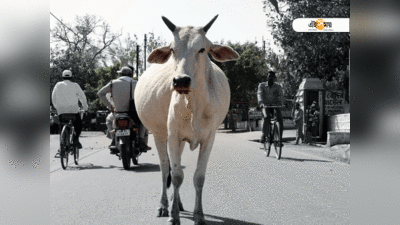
262;36;266;70
144;34;147;70
136;45;139;78
262;36;265;54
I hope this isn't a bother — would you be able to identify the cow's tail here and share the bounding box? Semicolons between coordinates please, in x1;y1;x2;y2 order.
167;165;172;188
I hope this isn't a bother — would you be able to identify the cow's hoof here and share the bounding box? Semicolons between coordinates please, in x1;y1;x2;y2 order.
194;214;206;225
167;217;180;225
194;219;207;225
178;201;184;211
157;207;169;217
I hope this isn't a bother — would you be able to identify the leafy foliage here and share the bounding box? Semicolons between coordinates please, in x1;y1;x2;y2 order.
50;14;166;112
50;14;121;109
262;0;350;100
89;63;121;112
211;41;272;107
109;34;139;67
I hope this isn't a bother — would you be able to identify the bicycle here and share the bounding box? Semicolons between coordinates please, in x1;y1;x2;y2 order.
59;114;79;169
261;105;284;160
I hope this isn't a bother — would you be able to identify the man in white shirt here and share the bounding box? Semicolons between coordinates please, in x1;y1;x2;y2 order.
52;70;88;149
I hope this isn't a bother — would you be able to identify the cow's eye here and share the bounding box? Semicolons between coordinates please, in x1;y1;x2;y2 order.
199;48;205;53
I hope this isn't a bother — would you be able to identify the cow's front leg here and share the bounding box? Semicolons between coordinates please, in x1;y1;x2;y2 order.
167;137;185;225
170;192;185;211
193;133;216;225
154;134;170;217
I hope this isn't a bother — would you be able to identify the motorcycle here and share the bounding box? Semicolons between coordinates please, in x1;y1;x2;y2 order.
112;112;142;170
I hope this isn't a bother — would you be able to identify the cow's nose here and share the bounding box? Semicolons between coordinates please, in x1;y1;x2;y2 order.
173;76;191;88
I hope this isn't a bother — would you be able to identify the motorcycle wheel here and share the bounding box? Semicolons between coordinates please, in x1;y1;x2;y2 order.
120;143;131;170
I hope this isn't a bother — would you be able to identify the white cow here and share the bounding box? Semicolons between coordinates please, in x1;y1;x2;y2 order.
134;15;239;225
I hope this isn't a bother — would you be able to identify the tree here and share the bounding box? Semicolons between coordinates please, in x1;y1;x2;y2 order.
109;31;167;76
88;63;122;112
142;32;168;73
262;0;350;100
50;14;121;107
51;14;121;66
211;41;271;107
109;34;139;68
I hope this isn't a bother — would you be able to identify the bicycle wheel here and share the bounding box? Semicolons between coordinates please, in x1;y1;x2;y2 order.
273;122;282;160
263;134;272;157
60;126;69;169
73;145;79;165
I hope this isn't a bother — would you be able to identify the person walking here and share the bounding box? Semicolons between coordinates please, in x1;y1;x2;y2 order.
292;103;304;144
305;101;319;145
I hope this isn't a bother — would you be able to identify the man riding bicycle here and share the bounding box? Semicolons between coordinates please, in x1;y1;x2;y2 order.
257;71;284;145
52;70;89;155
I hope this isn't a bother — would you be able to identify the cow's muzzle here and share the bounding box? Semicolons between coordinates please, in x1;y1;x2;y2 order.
173;75;191;94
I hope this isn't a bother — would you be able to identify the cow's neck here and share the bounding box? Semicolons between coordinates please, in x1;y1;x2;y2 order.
171;67;210;137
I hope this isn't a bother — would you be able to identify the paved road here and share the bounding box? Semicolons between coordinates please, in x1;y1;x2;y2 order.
50;130;349;224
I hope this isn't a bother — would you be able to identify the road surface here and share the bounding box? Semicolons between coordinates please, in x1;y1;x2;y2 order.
50;130;349;224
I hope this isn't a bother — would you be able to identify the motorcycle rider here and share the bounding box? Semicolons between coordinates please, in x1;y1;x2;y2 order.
52;70;88;154
97;66;149;153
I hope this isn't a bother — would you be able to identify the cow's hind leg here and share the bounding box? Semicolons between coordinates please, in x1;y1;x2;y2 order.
167;139;185;225
154;134;170;217
193;133;216;225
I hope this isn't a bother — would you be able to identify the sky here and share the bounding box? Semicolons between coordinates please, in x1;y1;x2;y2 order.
50;0;277;49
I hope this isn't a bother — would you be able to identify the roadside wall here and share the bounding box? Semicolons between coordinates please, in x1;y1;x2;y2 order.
328;113;350;132
327;113;350;146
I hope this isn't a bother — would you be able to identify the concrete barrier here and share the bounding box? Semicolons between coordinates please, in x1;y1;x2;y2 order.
326;113;350;146
236;121;248;130
328;113;350;132
327;131;350;147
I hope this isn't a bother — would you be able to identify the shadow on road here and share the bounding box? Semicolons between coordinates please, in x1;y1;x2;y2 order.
65;163;118;170
180;211;262;225
250;137;296;143
66;163;187;173
64;163;165;172
123;164;187;172
278;157;332;163
123;163;161;172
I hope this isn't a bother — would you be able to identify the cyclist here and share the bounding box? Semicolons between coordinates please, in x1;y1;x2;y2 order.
97;66;149;153
52;70;88;156
257;71;284;145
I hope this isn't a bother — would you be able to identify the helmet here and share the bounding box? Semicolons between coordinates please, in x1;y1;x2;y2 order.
267;71;276;78
117;67;132;76
62;70;72;78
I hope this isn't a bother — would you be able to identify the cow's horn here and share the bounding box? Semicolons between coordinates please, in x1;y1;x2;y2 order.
203;14;219;33
162;16;176;32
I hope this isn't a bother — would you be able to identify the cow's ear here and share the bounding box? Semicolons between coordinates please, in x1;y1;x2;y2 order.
148;46;172;64
209;45;239;62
